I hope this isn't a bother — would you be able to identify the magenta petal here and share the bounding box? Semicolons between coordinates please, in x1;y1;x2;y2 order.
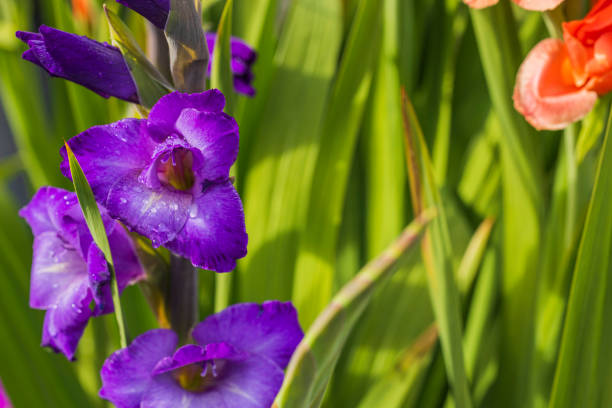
147;90;226;141
41;279;92;360
100;329;178;408
164;181;247;271
192;301;303;368
175;108;239;182
60;119;153;202
106;172;192;247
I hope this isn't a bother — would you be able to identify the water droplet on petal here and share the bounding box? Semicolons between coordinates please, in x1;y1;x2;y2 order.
120;198;127;204
189;204;198;218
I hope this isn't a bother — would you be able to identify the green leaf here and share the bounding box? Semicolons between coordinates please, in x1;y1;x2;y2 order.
548;107;612;408
401;93;472;408
291;0;384;327
165;0;209;92
64;143;128;348
274;210;434;408
470;4;543;405
104;5;172;108
237;0;343;303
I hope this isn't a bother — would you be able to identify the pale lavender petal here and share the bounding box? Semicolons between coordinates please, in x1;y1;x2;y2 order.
175;108;239;182
60;119;153;203
100;329;178;408
146;90;226;141
106;172;192;247
164;181;247;272
29;232;88;310
41;279;92;360
192;301;302;368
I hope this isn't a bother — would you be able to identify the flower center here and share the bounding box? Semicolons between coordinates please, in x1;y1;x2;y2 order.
157;148;195;191
173;360;225;393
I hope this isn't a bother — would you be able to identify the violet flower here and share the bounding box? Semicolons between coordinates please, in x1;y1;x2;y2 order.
100;301;303;408
17;24;257;99
19;187;144;360
60;89;248;272
16;25;139;103
206;33;257;97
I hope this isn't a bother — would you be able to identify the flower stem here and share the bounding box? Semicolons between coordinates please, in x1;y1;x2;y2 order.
168;254;199;343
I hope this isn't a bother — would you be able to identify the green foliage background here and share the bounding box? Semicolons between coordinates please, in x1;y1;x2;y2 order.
0;0;610;407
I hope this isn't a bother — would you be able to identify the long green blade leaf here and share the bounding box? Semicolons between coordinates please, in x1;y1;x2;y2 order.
548;107;612;408
65;143;128;348
274;210;434;408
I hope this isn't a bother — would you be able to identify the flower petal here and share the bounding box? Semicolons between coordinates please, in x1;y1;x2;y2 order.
463;0;499;8
513;0;564;10
29;232;88;310
115;0;169;30
152;342;246;376
61;119;153;203
109;224;146;289
147;90;226;142
164;181;247;272
106;171;192;247
142;355;284;408
100;329;178;408
19;187;78;236
16;26;138;102
192;301;303;368
514;38;598;130
41;278;92;360
175;108;239;182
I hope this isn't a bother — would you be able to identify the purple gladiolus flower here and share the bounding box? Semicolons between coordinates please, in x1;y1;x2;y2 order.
116;0;169;30
60;89;248;272
0;380;11;408
206;33;257;97
16;25;138;103
19;187;145;360
100;301;303;408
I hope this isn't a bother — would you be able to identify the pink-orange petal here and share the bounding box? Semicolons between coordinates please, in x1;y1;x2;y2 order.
514;38;598;130
513;0;564;11
463;0;499;8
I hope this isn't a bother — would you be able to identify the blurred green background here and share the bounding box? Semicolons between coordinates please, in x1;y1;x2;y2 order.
1;0;611;407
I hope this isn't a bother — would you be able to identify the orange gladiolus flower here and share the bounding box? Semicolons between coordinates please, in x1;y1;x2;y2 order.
514;0;612;130
464;0;564;11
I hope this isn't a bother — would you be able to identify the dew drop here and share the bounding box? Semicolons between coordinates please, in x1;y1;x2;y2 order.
189;204;198;218
120;198;127;204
